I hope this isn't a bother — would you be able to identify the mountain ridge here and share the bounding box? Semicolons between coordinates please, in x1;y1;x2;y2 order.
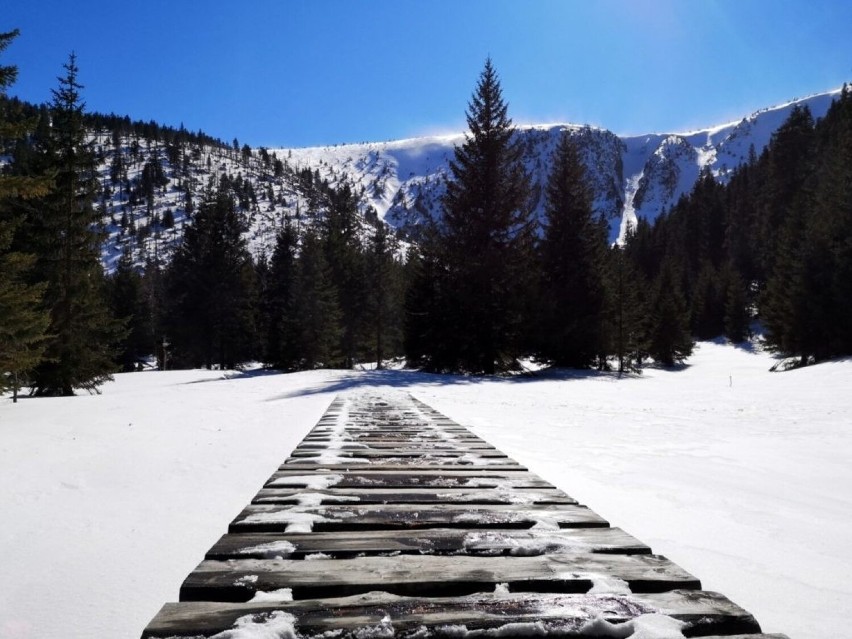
8;85;838;271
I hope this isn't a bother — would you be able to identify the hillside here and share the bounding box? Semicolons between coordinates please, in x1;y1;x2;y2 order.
63;87;844;271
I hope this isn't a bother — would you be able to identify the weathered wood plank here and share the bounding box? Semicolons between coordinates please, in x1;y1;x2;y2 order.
145;590;766;638
266;470;556;489
206;527;651;559
288;449;509;458
229;503;608;533
180;553;700;602
279;460;527;471
296;441;495;450
252;487;576;505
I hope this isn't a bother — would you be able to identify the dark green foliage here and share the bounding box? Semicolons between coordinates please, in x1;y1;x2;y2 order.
645;258;693;367
293;229;341;368
165;180;257;369
264;222;302;370
606;242;647;374
323;185;368;367
0;29;52;400
107;248;153;371
760;88;852;362
367;222;403;368
9;54;123;395
406;58;535;373
537;132;608;368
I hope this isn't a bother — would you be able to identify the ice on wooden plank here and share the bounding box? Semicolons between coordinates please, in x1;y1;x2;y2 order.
266;474;344;490
462;531;593;556
231;540;297;559
588;575;632;595
247;588;294;603
207;610;298;639
579;613;686;638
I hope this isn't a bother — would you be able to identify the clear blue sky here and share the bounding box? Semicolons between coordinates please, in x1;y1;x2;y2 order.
4;0;851;148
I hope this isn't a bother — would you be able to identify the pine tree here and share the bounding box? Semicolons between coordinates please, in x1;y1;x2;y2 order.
165;180;256;369
645;258;693;367
423;58;535;373
323;184;368;367
606;243;647;374
0;29;52;400
367;222;402;368
537;131;608;368
108;248;153;371
294;229;341;368
10;54;122;395
265;221;301;370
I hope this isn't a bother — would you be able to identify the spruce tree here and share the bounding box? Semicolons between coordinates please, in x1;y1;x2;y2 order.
323;184;368;367
166;180;256;369
108;247;153;371
12;54;122;395
0;29;52;400
606;243;647;374
367;221;402;368
537;131;608;368
294;229;341;368
429;58;535;373
265;221;301;370
645;258;693;367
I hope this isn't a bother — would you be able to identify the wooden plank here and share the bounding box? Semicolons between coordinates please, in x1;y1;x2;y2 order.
144;590;766;638
252;487;576;505
229;503;608;533
279;461;527;471
295;441;495;450
206;527;651;559
288;449;509;458
266;470;556;489
179;553;700;602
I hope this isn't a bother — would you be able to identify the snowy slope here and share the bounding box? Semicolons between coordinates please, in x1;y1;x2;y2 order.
276;87;843;242
1;343;850;639
86;87;843;270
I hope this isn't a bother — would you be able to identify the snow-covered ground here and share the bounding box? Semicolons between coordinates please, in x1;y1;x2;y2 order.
1;342;849;639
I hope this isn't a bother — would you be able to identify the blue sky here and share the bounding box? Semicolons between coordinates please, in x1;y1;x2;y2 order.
3;0;851;148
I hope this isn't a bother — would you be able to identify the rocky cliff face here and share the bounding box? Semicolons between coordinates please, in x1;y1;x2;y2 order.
87;88;842;269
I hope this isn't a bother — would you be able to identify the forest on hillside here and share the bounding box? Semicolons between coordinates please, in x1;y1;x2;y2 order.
2;28;852;398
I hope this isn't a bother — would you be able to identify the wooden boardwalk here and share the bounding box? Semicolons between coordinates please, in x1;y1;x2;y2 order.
142;394;787;638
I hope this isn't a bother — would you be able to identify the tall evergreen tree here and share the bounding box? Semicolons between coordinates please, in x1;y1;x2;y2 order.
645;258;693;367
323;184;367;367
11;54;122;395
108;247;153;371
366;221;403;368
294;229;341;368
165;180;256;369
537;131;608;368
0;29;52;400
419;58;534;373
606;243;647;374
265;221;301;370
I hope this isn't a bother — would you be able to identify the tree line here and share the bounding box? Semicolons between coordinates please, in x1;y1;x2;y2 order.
3;39;851;400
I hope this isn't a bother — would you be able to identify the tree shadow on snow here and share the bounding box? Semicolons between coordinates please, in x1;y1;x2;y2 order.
265;365;646;402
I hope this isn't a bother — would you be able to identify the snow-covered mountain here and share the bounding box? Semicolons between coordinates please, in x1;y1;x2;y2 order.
92;87;844;270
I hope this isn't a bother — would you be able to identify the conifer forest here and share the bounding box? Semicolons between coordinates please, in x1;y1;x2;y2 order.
2;28;852;399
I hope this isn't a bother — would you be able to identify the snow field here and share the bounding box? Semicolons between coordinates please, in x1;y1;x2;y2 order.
1;342;849;638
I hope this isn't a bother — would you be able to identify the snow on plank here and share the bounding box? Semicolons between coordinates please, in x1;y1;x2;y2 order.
288;449;509;458
205;527;651;559
229;503;608;533
265;469;557;489
279;459;527;471
145;590;769;638
179;553;700;602
252;486;576;505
